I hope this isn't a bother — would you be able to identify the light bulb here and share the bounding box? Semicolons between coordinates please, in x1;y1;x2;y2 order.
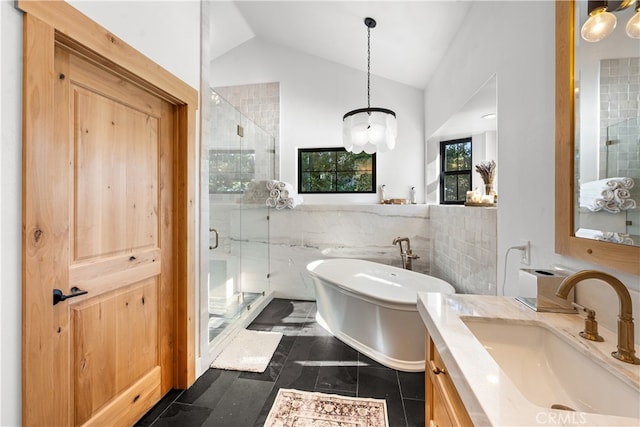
626;10;640;38
581;9;617;42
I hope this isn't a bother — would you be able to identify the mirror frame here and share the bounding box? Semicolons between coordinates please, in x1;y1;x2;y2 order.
555;0;640;276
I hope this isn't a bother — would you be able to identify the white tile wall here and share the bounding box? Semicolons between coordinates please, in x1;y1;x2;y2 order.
429;205;497;295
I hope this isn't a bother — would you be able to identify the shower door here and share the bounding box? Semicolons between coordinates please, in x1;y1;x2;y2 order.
206;90;274;344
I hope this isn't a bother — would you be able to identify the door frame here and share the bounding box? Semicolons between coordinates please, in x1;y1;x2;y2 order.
19;1;197;425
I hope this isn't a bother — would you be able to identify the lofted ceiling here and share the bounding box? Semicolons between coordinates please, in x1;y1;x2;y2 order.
210;1;474;90
209;1;496;136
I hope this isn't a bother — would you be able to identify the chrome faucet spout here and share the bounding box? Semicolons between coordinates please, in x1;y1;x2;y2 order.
555;270;640;365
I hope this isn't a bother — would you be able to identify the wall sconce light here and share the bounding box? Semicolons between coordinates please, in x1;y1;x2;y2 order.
343;17;397;154
581;0;639;42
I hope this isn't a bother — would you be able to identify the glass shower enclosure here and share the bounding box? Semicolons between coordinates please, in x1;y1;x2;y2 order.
206;90;275;348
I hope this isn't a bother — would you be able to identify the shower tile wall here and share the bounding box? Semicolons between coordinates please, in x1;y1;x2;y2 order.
599;57;640;237
429;205;497;295
268;205;432;299
215;82;280;179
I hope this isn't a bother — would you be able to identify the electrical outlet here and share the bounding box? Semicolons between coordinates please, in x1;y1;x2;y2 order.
520;240;531;265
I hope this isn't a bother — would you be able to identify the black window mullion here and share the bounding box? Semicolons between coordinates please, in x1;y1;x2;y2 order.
440;138;472;204
298;147;376;194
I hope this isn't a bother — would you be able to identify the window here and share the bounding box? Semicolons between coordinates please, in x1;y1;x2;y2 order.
440;138;472;204
298;148;376;193
209;150;255;193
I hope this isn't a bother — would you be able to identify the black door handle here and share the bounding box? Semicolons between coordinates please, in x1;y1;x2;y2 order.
53;287;88;305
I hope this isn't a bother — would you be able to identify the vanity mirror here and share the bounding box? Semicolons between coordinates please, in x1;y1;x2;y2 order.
556;0;640;275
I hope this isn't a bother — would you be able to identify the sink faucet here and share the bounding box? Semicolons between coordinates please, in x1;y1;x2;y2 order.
555;270;640;365
392;237;419;270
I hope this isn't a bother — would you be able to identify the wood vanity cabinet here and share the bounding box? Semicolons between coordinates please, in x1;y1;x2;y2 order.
425;332;473;427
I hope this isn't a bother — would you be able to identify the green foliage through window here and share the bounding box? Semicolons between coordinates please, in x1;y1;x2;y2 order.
209;150;255;193
298;148;376;193
440;138;472;204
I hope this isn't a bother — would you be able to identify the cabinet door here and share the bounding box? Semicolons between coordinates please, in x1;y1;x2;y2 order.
425;332;473;427
431;380;456;427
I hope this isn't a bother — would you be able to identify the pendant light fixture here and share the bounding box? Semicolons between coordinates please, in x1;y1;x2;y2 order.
343;17;397;154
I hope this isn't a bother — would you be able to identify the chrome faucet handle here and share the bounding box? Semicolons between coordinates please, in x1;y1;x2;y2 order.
571;302;604;342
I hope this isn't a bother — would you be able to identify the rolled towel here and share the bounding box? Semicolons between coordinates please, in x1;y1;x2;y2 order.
619;198;636;211
269;189;280;199
275;197;288;210
280;189;290;199
606;177;635;189
588;199;606;212
613;188;631;201
266;180;278;191
265;197;277;208
596;232;635;245
602;200;621;213
600;189;615;201
284;194;304;209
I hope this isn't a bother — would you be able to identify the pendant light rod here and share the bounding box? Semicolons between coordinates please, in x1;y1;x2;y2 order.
366;17;374;110
342;17;396;120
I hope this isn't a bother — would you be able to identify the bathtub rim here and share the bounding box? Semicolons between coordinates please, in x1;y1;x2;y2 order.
308;269;421;312
306;258;455;310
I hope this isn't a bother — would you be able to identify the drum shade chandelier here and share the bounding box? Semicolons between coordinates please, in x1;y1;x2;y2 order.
343;17;397;154
581;0;640;42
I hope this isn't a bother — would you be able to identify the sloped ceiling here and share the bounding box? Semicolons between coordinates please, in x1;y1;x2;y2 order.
210;1;473;90
209;1;496;134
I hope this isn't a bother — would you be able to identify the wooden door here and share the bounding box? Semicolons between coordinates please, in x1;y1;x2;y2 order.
21;3;197;426
56;44;173;426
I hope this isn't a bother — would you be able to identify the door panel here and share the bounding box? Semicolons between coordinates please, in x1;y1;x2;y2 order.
53;44;173;425
73;87;159;260
73;279;158;425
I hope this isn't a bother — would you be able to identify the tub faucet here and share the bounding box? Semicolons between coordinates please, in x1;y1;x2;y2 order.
555;270;640;365
392;237;419;270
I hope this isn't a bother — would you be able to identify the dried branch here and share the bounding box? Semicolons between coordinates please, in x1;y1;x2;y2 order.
475;160;496;185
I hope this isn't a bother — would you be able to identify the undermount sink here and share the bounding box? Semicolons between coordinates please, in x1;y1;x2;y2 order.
461;317;640;419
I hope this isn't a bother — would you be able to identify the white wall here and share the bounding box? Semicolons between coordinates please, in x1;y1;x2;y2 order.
0;1;200;424
0;2;23;425
210;37;425;204
425;1;639;334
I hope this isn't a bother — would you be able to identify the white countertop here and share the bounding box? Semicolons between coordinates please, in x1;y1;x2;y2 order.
417;293;640;426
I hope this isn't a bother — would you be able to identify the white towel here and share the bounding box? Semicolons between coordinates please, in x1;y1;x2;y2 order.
263;180;302;209
606;177;634;189
265;197;277;208
275;197;288;210
581;177;636;211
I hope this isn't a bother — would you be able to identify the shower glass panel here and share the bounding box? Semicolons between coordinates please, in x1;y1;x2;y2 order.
603;118;640;239
208;90;274;344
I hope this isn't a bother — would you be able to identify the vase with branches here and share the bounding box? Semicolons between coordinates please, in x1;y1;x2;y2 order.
475;160;496;196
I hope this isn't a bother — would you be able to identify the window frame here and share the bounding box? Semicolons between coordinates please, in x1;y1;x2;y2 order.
440;137;472;205
297;147;376;194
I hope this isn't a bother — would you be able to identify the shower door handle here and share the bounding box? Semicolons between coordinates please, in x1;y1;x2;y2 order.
209;228;219;250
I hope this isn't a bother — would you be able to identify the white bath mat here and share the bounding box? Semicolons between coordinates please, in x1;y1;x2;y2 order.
211;329;283;373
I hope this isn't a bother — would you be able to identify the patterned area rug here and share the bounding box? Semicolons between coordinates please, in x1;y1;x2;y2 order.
264;389;389;427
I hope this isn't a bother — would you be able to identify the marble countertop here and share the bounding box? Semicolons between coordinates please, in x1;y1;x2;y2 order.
417;293;640;426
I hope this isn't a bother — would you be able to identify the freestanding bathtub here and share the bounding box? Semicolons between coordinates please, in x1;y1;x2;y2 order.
306;258;455;372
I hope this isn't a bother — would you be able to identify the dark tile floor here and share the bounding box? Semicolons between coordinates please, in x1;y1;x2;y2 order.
136;298;425;427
